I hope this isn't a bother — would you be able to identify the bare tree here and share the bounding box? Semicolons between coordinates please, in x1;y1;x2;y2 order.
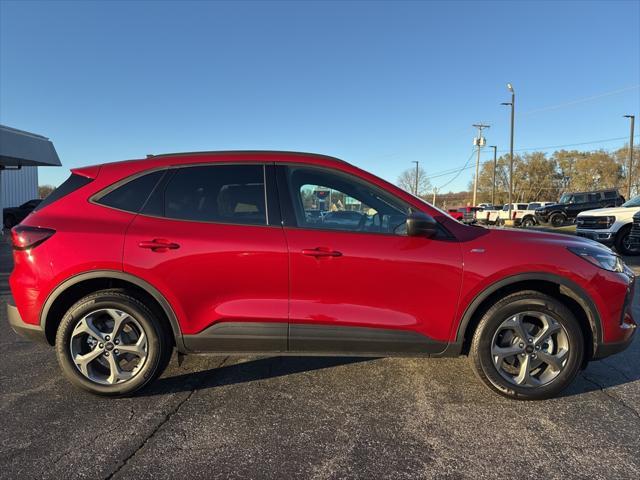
397;165;432;197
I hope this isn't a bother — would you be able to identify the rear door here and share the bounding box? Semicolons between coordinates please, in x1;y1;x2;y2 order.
123;163;289;352
277;164;463;354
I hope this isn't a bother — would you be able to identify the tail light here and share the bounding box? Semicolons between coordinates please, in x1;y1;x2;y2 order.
11;226;55;250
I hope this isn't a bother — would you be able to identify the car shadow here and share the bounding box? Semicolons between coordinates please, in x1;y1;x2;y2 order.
140;355;376;396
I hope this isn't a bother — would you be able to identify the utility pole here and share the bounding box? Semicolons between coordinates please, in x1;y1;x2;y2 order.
489;145;497;205
501;83;515;219
624;115;635;199
432;187;438;205
412;161;419;196
472;124;490;206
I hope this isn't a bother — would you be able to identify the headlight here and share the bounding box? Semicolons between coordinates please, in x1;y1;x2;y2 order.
568;245;624;273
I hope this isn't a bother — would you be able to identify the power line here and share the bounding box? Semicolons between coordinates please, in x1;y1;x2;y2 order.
436;150;476;190
426;135;637;181
521;85;640;116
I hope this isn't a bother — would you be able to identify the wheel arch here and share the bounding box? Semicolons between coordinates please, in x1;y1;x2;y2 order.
40;270;185;351
456;273;601;361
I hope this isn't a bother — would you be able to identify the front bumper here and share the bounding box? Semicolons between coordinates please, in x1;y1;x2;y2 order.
576;229;615;246
593;274;637;359
6;302;47;344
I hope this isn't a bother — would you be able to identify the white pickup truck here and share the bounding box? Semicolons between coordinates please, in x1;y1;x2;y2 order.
514;202;556;227
576;197;640;255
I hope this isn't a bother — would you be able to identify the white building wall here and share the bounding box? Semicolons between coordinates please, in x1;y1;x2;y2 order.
1;166;38;208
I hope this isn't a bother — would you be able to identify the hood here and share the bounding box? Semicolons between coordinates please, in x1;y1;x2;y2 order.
536;203;561;211
577;206;638;217
483;226;604;250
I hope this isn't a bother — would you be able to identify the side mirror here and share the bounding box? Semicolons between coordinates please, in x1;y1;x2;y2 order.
406;211;438;238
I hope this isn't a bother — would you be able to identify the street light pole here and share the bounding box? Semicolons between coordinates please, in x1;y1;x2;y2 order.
502;83;515;219
624;115;635;199
412;161;419;196
489;145;497;205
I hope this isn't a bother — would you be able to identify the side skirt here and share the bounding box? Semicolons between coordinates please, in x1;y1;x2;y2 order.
182;322;459;357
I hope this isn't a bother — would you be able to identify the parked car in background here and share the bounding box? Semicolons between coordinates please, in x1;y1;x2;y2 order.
535;189;625;227
476;205;502;225
3;199;42;228
496;203;529;224
576;196;640;255
6;151;636;400
514;202;555;228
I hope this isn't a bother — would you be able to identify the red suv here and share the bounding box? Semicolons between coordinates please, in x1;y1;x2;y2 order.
7;151;637;399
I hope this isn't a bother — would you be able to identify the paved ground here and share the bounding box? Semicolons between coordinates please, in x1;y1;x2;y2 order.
1;232;639;480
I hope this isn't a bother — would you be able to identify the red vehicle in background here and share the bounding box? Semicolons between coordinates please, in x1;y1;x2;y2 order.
7;151;636;399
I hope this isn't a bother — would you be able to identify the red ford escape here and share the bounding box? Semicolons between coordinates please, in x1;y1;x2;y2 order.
7;151;637;399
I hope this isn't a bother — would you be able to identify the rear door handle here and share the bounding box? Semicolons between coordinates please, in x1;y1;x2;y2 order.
138;239;180;252
301;247;342;258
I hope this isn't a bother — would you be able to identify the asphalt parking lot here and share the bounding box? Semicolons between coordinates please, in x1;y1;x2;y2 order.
1;233;639;480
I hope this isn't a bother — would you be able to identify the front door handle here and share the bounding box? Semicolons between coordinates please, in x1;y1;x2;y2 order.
138;239;180;252
302;247;342;258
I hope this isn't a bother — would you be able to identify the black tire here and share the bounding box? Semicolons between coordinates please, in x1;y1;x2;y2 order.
470;290;584;400
615;225;640;256
55;289;172;396
521;216;536;228
550;213;565;228
4;214;16;229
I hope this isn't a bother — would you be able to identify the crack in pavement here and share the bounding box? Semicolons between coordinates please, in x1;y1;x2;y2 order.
103;356;230;480
581;372;640;421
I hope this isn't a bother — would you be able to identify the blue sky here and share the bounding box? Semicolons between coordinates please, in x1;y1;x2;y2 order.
1;0;639;190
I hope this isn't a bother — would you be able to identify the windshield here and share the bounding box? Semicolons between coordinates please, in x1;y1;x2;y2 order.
622;196;640;208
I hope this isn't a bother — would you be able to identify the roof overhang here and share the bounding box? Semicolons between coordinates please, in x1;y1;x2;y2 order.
0;125;61;168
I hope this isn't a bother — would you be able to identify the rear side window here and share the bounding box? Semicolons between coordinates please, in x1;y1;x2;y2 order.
34;174;93;212
517;204;528;210
573;194;586;203
604;190;618;199
528;203;540;210
160;164;267;225
96;171;164;213
588;193;600;202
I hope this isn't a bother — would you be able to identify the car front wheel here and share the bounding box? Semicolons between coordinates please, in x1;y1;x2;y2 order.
55;289;172;396
550;213;565;227
470;291;584;400
615;225;640;256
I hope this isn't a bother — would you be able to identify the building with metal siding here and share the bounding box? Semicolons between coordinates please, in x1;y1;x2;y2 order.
0;125;60;231
1;166;38;208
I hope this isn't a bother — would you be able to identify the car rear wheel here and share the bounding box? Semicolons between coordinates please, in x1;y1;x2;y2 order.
615;225;640;256
549;213;565;227
470;291;584;400
55;289;172;396
521;216;536;228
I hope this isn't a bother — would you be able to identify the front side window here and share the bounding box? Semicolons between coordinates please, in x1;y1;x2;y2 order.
285;166;410;235
588;193;600;202
162;164;266;225
573;194;586;203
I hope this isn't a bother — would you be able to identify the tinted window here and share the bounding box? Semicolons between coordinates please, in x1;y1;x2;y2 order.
163;165;266;225
572;194;586;203
528;203;541;210
34;174;93;212
286;166;410;234
97;171;164;213
517;204;528;210
604;190;618;199
588;193;600;202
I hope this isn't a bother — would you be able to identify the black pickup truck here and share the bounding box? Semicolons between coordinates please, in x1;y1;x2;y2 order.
3;199;41;228
535;189;625;227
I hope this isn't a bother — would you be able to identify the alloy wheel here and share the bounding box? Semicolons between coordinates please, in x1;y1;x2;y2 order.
491;311;569;387
69;308;148;385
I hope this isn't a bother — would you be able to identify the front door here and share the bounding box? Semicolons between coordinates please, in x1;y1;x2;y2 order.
277;165;463;355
